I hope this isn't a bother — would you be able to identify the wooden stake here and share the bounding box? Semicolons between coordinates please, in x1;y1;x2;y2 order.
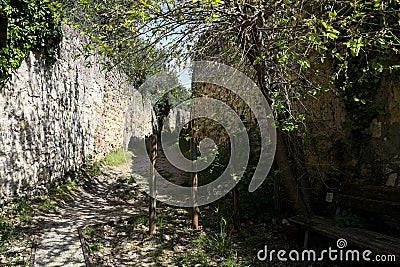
231;136;240;228
149;134;157;235
274;174;281;213
192;171;199;229
190;120;199;229
232;185;240;228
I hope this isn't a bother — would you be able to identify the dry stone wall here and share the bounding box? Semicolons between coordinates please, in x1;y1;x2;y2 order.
0;25;153;202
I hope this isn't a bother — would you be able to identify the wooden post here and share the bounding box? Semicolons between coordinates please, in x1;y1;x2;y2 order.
0;15;7;49
232;186;240;228
190;119;199;229
149;134;157;234
274;174;281;213
231;136;240;228
192;171;199;229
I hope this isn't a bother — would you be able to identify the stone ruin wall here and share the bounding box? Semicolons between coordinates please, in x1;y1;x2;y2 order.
0;25;153;202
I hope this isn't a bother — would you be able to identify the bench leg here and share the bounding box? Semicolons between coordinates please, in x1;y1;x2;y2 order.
303;229;309;249
335;206;341;216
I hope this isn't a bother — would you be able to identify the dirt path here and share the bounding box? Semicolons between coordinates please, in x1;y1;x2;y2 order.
33;163;145;266
31;145;302;267
32;142;190;267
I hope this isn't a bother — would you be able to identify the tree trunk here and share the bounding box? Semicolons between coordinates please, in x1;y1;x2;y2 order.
275;130;313;215
241;31;313;215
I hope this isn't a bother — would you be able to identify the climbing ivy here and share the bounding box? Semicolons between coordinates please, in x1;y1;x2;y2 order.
0;0;63;90
316;1;400;178
338;55;385;144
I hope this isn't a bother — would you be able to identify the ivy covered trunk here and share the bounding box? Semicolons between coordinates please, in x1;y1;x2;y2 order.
0;15;7;49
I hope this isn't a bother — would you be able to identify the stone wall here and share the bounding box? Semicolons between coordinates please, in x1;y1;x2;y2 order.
0;25;153;202
362;72;400;186
297;66;400;188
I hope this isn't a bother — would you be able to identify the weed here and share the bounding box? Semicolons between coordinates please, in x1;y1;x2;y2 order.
39;199;58;211
0;217;16;249
13;198;31;224
221;258;242;267
83;227;96;236
149;247;163;258
191;217;237;264
127;215;147;225
79;162;103;178
116;188;136;201
35;179;81;212
192;234;207;247
117;175;136;185
156;215;164;227
205;232;234;258
52;181;78;201
126;176;136;184
175;251;209;267
87;242;103;252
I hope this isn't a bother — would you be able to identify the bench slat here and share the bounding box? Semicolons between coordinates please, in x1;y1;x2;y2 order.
340;183;400;202
289;215;400;258
337;194;400;218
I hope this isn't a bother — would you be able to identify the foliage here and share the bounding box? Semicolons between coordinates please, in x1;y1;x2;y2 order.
1;0;399;131
175;251;210;267
35;180;79;211
0;218;13;248
64;0;400;130
0;160;104;255
197;144;228;186
191;217;237;264
303;1;400;178
310;0;400;75
75;161;103;178
61;0;169;87
86;241;103;253
0;216;18;250
100;149;127;166
0;0;62;89
0;196;32;252
83;226;97;236
32;161;102;212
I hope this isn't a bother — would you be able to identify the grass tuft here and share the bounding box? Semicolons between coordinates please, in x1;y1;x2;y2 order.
100;149;128;166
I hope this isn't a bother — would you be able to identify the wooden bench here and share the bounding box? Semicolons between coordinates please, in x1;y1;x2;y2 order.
289;183;400;259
